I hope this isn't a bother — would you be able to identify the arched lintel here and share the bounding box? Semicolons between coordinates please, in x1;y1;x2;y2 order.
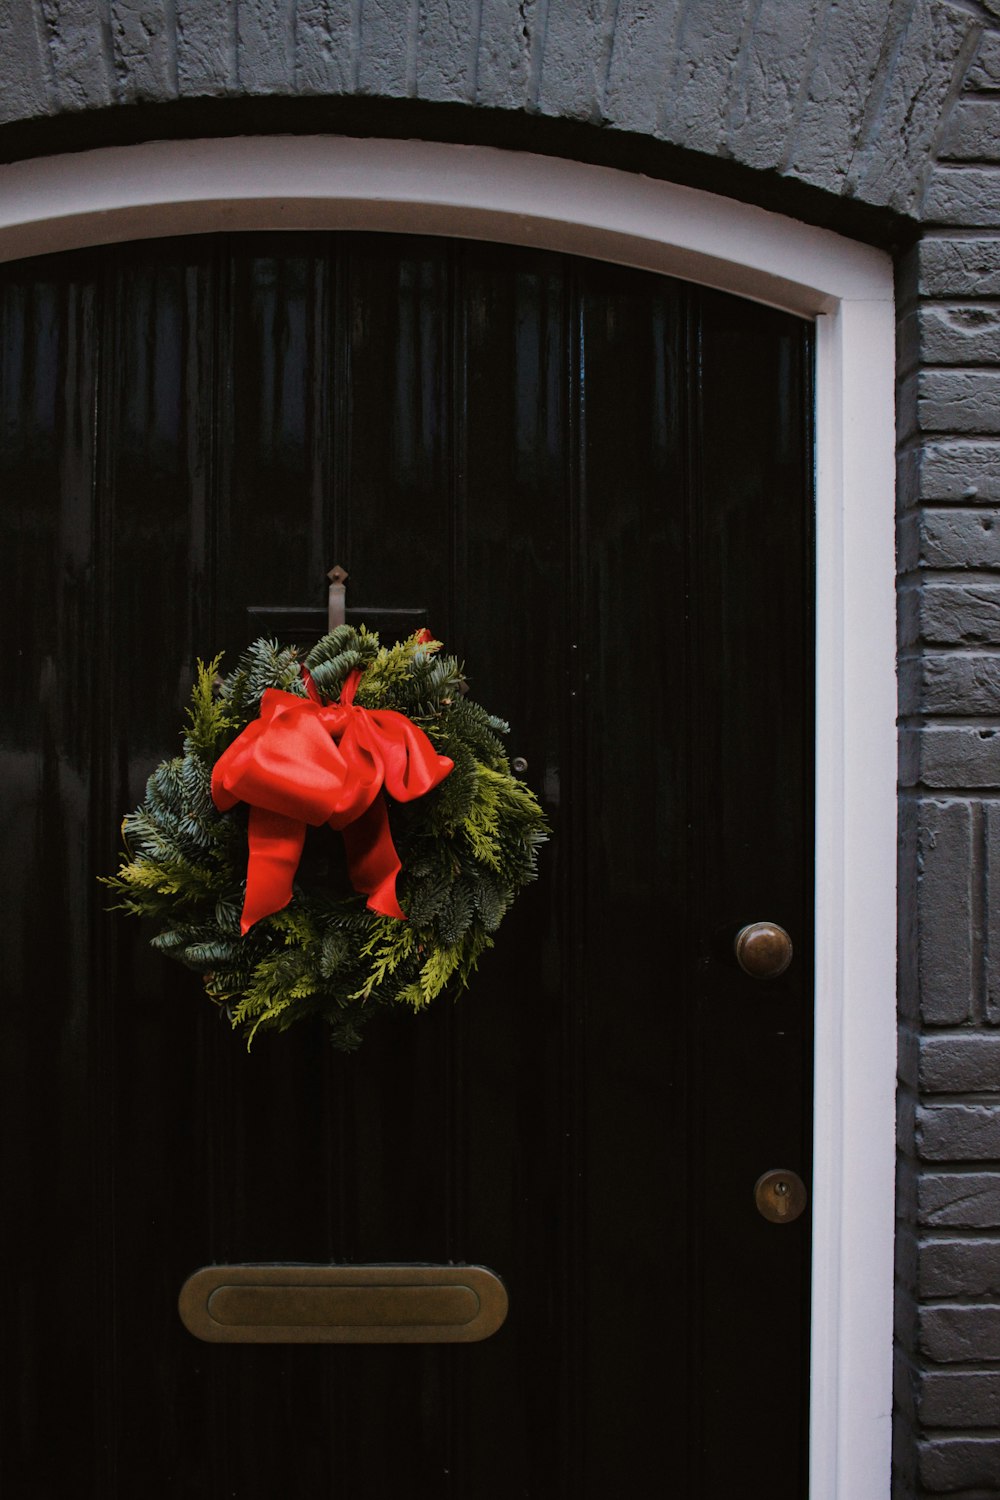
0;136;888;318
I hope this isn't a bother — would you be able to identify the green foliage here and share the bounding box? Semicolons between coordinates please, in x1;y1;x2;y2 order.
105;627;550;1050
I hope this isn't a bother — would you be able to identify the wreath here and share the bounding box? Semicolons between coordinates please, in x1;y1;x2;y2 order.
106;626;549;1050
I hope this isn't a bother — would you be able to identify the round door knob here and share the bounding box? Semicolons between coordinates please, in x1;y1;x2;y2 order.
734;922;793;978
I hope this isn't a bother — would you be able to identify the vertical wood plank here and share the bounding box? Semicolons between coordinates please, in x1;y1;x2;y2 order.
0;258;107;1494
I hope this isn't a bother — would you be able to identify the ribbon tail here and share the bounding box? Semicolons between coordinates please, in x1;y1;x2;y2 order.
340;794;406;920
241;806;307;934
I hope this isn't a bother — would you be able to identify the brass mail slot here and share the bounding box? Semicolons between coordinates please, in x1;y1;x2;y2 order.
178;1263;509;1344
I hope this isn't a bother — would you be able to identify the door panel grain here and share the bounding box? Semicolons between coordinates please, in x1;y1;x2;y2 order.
0;234;813;1499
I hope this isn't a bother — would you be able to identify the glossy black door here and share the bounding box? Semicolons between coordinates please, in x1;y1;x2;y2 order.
0;234;813;1498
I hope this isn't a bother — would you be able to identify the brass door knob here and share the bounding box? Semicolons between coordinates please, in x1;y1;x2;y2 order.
734;922;793;978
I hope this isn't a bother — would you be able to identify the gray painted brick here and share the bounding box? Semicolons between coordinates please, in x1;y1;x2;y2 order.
918;237;1000;298
902;724;1000;787
919;1436;1000;1490
660;0;752;157
896;1342;919;1426
236;0;293;93
39;0;116;111
920;1303;1000;1362
0;3;53;123
897;241;920;312
475;0;533;109
604;0;683;137
918;370;1000;436
358;0;414;97
294;0;355;96
967;31;1000;92
925;166;1000;227
899;368;920;441
942;100;1000;162
785;0;887;196
899;1155;921;1229
910;440;1000;504
920;1370;1000;1428
912;799;974;1024
898;444;923;512
920;1034;1000;1093
900;509;1000;569
416;0;478;104
918;1173;1000;1228
900;1025;921;1089
900;1090;918;1158
901;583;1000;647
853;0;974;216
176;0;236;94
900;798;920;1023
537;0;617;124
892;1425;918;1495
918;305;1000;367
899;653;1000;717
898;306;921;375
917;1105;1000;1160
919;1237;1000;1297
725;0;821;173
110;0;176;102
986;803;1000;1025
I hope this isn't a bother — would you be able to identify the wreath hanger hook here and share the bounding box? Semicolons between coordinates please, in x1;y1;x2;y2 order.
327;564;349;631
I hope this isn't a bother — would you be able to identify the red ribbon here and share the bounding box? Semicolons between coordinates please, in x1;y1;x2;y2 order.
211;667;453;934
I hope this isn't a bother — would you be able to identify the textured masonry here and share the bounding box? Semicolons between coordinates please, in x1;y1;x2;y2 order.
897;20;1000;1486
3;3;1000;1495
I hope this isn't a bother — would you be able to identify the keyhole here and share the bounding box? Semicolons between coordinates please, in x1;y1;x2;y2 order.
754;1168;806;1223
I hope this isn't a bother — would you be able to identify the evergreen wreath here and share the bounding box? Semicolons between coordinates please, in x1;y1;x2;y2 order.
106;626;549;1050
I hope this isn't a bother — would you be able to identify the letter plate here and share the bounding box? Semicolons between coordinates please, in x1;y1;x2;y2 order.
178;1264;508;1344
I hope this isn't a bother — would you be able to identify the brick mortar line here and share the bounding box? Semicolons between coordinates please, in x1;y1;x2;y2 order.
916;1097;1000;1108
940;155;1000;167
900;719;1000;729
899;790;1000;799
914;363;1000;374
901;785;1000;796
899;647;1000;658
914;297;1000;310
896;431;1000;450
898;569;1000;580
916;228;1000;239
905;1022;1000;1035
921;1298;1000;1307
912;365;1000;376
899;1165;1000;1177
914;1227;1000;1241
900;427;1000;442
914;1093;1000;1103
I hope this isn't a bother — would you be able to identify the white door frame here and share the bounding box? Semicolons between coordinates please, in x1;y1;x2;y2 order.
0;136;897;1500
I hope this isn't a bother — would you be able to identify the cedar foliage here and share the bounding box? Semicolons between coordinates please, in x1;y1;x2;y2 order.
105;628;548;1050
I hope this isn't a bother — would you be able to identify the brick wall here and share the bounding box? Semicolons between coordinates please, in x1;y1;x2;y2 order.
896;30;1000;1490
3;3;1000;1494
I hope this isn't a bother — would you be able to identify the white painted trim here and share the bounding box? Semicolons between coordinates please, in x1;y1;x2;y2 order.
0;137;889;313
812;299;898;1500
0;137;898;1498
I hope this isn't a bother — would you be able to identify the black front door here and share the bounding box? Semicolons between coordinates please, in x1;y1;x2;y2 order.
1;232;813;1497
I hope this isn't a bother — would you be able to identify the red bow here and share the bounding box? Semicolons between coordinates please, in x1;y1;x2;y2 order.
211;667;453;934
